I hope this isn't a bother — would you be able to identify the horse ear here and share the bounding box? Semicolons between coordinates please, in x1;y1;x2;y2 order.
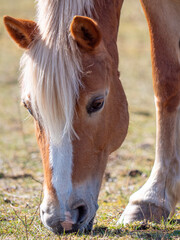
3;16;38;49
70;16;101;51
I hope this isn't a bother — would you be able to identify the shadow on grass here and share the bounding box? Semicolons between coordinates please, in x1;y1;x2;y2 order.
0;172;42;184
59;225;180;240
90;226;180;239
169;219;180;224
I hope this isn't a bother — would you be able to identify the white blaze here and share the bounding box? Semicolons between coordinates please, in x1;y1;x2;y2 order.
49;134;73;214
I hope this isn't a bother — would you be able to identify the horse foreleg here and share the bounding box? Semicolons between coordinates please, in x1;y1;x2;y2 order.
118;0;180;224
119;104;180;224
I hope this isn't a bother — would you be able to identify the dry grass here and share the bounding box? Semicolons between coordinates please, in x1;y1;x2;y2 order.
0;0;179;239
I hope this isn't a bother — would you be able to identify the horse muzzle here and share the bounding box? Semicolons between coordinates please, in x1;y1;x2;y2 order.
40;199;98;234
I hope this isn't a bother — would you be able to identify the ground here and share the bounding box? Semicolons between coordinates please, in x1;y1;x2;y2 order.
0;0;180;239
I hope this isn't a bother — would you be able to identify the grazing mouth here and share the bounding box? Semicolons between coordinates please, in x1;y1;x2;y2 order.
52;217;95;235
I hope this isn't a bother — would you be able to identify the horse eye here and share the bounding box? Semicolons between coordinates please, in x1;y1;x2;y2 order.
23;100;33;116
87;97;104;114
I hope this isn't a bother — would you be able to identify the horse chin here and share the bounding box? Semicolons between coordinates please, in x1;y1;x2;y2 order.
71;217;95;234
83;217;95;233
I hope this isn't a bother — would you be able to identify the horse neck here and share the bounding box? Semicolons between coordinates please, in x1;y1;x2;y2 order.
94;1;123;41
93;0;124;67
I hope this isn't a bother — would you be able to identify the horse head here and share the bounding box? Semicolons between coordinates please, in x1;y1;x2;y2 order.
4;1;128;233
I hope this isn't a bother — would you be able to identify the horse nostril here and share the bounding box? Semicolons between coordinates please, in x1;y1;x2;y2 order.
71;200;88;225
77;204;88;224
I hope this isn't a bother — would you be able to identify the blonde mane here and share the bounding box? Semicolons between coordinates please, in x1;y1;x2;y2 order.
20;0;94;144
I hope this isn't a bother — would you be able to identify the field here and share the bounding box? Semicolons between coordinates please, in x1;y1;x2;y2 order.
0;0;180;239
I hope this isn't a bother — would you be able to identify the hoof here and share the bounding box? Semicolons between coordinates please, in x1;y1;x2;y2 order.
117;203;170;225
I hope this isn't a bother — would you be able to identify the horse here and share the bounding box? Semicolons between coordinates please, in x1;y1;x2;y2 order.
3;0;180;234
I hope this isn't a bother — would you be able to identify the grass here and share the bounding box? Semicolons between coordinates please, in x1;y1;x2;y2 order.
0;0;180;239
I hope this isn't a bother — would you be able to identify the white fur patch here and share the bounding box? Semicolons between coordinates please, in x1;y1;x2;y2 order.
49;134;73;213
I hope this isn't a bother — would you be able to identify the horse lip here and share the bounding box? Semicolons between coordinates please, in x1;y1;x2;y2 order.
61;221;74;231
86;217;95;231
